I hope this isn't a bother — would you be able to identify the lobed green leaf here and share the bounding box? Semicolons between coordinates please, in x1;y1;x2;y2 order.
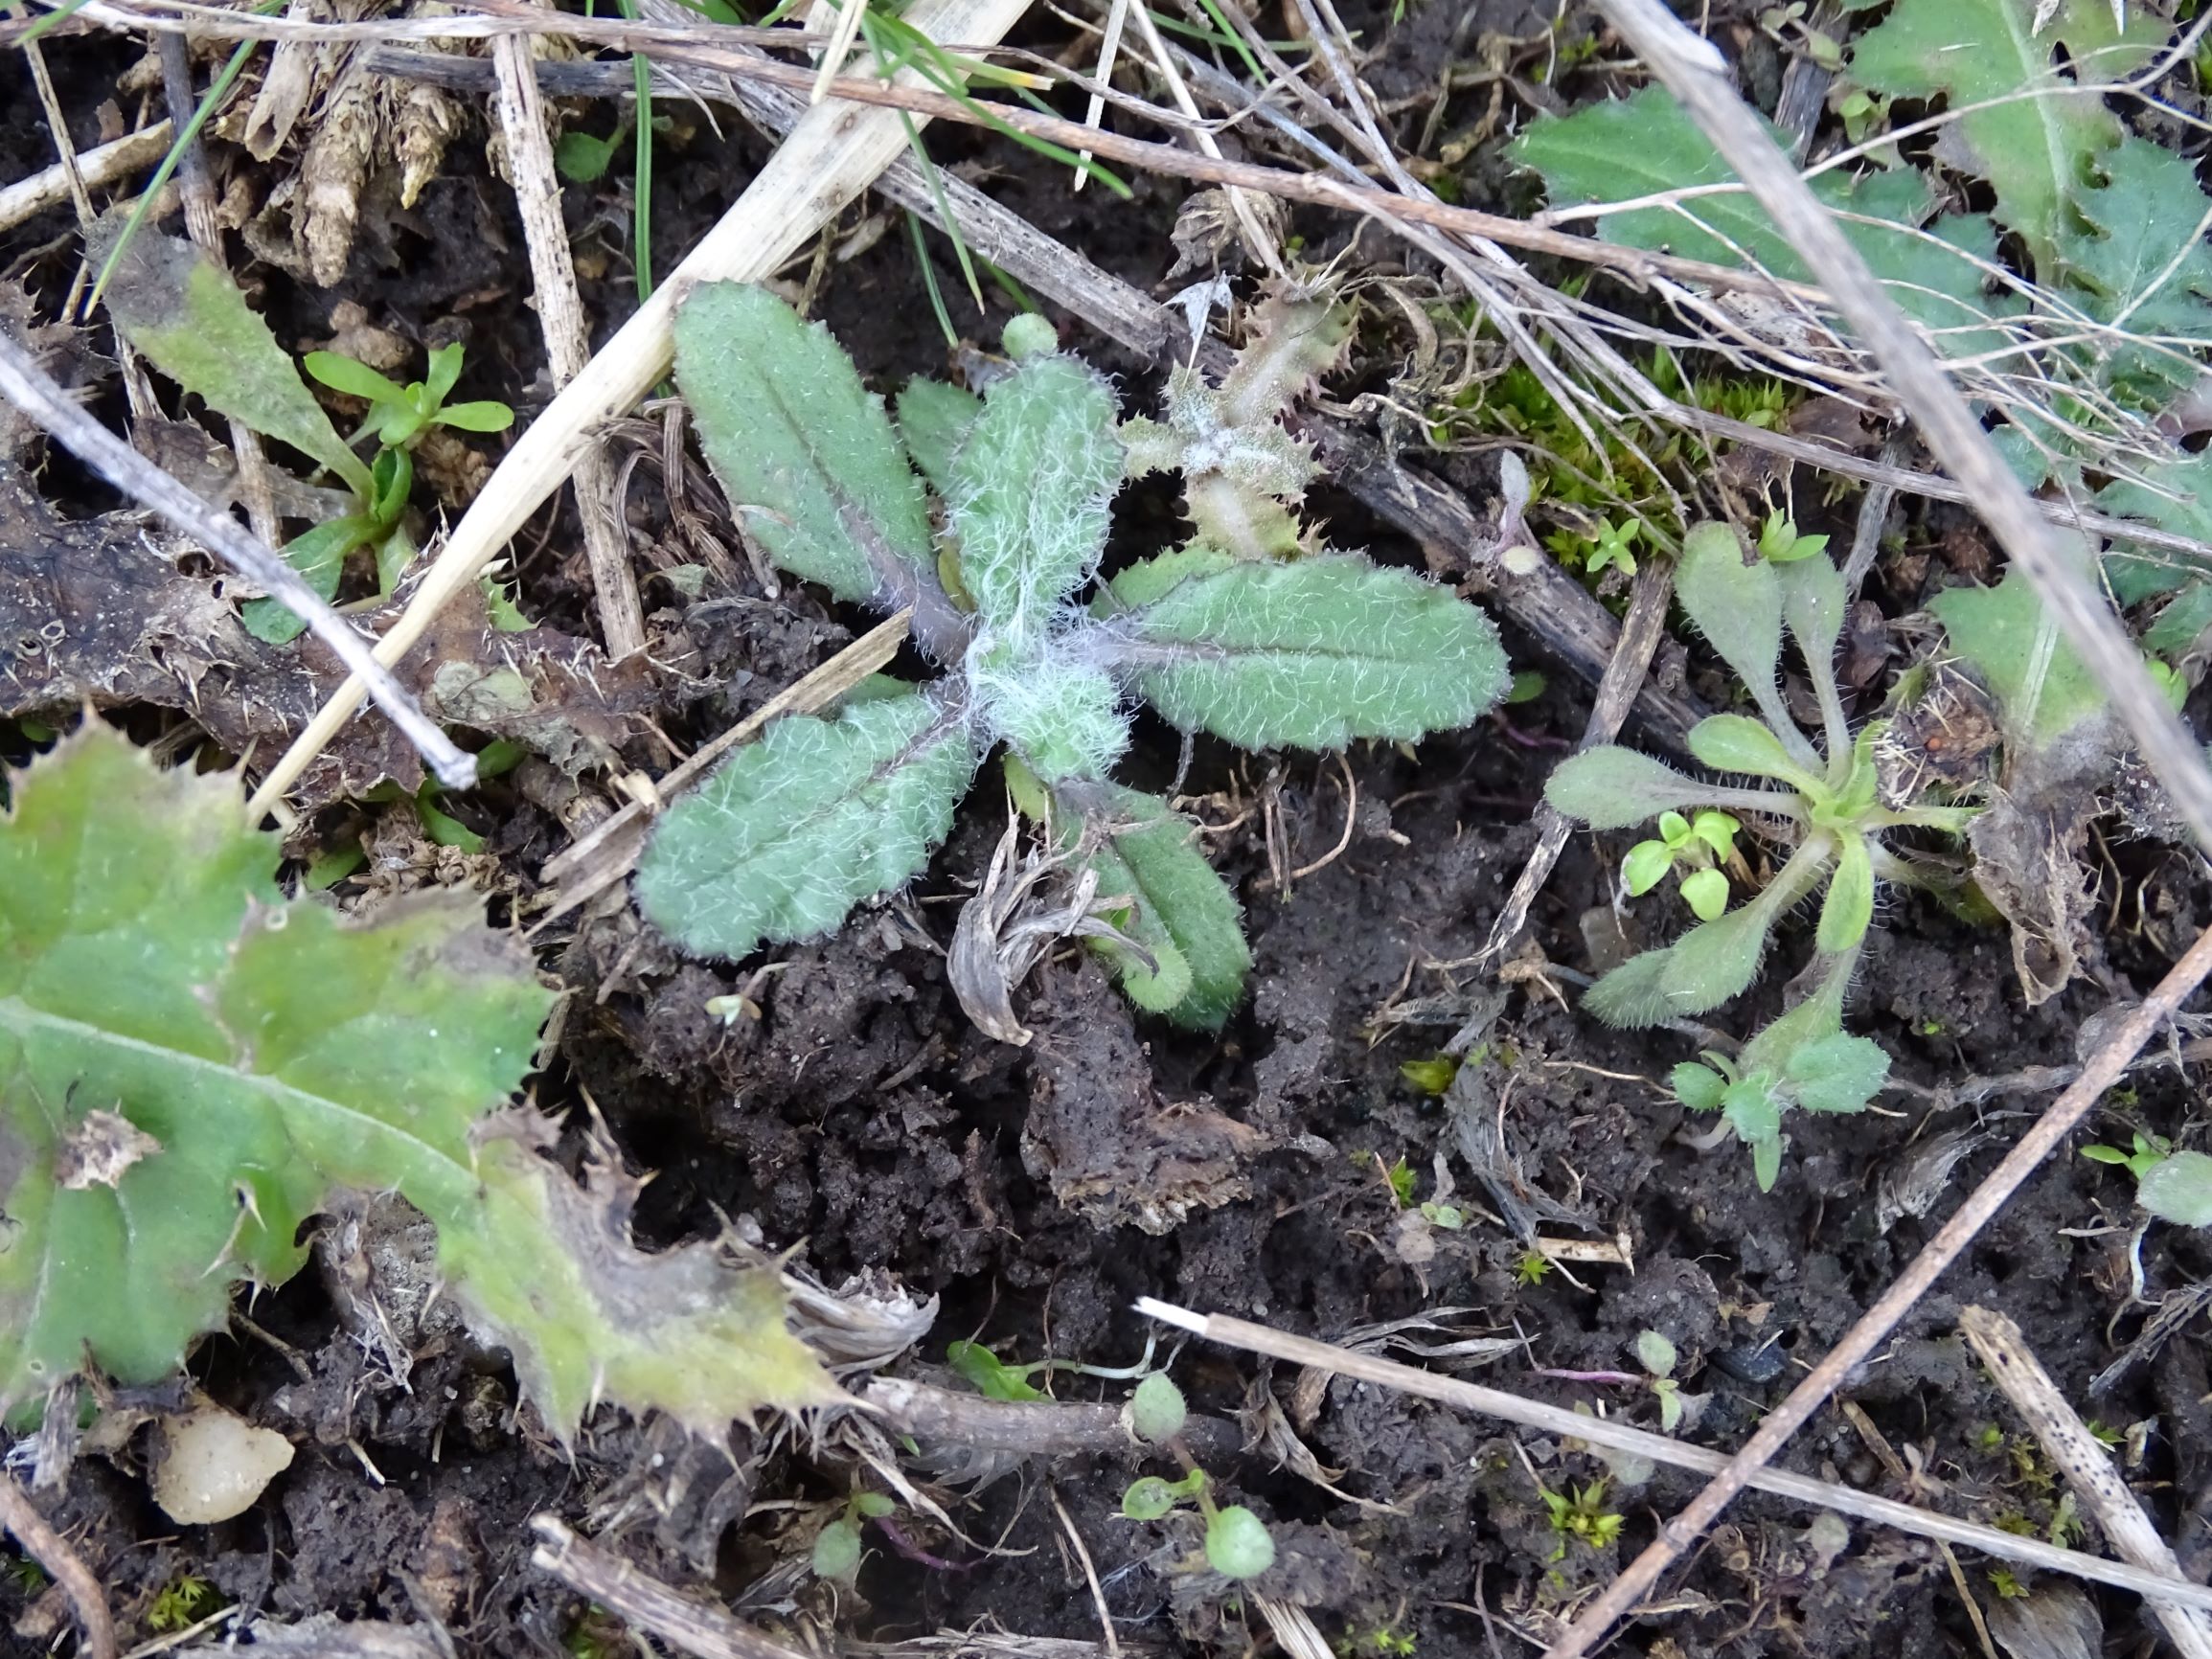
636;690;977;961
1107;552;1509;750
0;726;834;1429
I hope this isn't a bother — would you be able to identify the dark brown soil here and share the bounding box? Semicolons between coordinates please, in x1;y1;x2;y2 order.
5;8;2212;1658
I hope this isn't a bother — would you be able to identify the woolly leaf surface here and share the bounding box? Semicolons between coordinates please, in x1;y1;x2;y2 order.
0;725;833;1429
673;283;933;604
636;691;975;960
1076;787;1249;1029
1786;1033;1889;1115
947;353;1122;641
977;657;1128;784
103;233;373;498
1109;553;1508;749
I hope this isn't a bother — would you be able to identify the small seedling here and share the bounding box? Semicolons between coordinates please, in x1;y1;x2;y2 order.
304;343;515;450
146;1575;224;1634
1546;522;1974;1188
1585;517;1640;578
1754;509;1828;565
2082;1135;2212;1228
1379;1153;1418;1207
1115;1375;1276;1581
1539;1479;1625;1557
633;284;1508;1033
1622;808;1738;922
946;1332;1164;1401
1632;1330;1688;1434
1989;1568;2028;1601
100;236;513;643
1513;1249;1553;1287
1399;1055;1460;1096
811;1487;898;1584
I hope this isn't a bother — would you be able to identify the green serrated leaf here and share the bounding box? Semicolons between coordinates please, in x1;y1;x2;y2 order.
896;376;983;496
1786;1032;1890;1114
947;352;1122;643
2136;1150;2212;1228
103;234;374;499
2059;138;2212;396
1930;564;2109;748
2098;455;2212;608
1848;0;2161;272
635;691;977;961
673;283;935;606
1109;552;1509;749
0;725;834;1429
1078;787;1248;1029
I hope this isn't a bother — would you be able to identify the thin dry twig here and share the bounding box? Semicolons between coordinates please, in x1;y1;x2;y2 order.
490;28;648;658
530;1515;805;1659
1960;1305;2212;1659
1537;912;2212;1658
0;119;171;234
0;329;475;791
1131;1296;2212;1611
1476;553;1676;967
0;1467;115;1659
1049;1488;1121;1659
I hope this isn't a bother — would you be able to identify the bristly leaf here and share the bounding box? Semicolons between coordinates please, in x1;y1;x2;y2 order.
1816;833;1875;953
673;283;935;609
1777;554;1845;681
1106;551;1509;749
1120;286;1349;561
1074;786;1249;1028
947;352;1122;644
1584;839;1830;1027
636;691;977;960
896;376;983;497
1785;1032;1889;1115
0;725;835;1429
1686;716;1821;790
1849;0;2163;273
1676;523;1781;700
102;233;374;499
976;658;1128;784
1544;745;1787;829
